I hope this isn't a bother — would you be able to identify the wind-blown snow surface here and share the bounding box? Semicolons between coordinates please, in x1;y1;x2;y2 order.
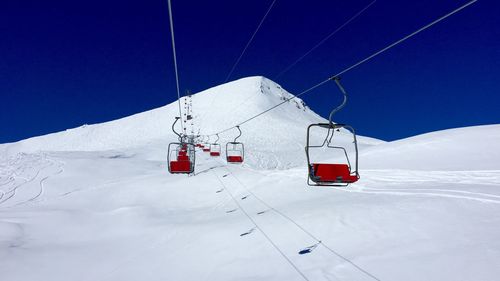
1;77;499;281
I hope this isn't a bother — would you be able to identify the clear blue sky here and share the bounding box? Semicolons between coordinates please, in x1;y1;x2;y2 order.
1;0;498;143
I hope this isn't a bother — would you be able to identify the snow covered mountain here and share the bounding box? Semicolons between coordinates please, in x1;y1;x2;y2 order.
0;76;381;168
1;76;499;281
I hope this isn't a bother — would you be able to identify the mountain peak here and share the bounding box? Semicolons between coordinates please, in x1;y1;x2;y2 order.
1;76;380;168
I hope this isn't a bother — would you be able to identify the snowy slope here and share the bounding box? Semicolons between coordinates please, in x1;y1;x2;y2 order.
360;124;500;170
1;77;500;281
0;76;382;169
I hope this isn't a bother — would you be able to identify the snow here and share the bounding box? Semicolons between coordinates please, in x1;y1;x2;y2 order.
1;76;499;281
360;124;500;170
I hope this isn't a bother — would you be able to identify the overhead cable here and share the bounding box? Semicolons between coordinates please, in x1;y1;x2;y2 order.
167;0;184;131
208;0;478;136
224;0;278;83
275;0;377;79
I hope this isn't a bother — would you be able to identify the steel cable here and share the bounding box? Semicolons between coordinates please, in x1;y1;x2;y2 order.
205;0;478;137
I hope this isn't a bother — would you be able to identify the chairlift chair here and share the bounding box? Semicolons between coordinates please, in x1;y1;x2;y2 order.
305;77;359;186
203;144;210;152
197;138;205;149
168;143;195;174
210;134;221;157
226;126;244;163
168;117;195;174
200;136;210;152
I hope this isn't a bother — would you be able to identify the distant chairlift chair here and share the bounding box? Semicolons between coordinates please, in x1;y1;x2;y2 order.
226;126;244;163
210;134;221;157
305;77;359;186
168;117;195;174
201;136;210;152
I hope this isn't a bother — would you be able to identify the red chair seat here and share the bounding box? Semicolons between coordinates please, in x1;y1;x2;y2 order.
227;156;243;163
170;161;191;173
178;151;187;156
210;152;220;157
203;148;210;152
311;163;358;183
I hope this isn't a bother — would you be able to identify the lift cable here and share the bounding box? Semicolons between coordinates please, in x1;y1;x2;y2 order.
206;0;478;137
224;0;278;83
199;0;278;128
275;0;377;79
167;0;184;132
211;169;311;281
206;0;376;131
332;0;478;78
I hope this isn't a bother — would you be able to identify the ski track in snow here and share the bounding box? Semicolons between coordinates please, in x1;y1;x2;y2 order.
0;153;54;206
350;170;500;204
12;158;65;207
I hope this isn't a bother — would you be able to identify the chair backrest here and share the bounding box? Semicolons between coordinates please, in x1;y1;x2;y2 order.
227;147;243;157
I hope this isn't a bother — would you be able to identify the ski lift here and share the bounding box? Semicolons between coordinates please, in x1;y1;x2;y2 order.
200;136;210;152
197;137;205;149
168;117;195;174
226;126;244;163
203;138;210;152
210;134;221;157
305;77;359;186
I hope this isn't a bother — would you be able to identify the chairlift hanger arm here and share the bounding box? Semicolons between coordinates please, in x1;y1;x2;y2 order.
172;117;183;141
328;77;348;124
233;126;242;143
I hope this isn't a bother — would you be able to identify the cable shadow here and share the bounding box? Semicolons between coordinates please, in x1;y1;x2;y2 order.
194;165;225;176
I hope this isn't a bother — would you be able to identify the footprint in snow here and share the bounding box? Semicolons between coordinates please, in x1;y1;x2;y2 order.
216;189;223;193
223;174;228;177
